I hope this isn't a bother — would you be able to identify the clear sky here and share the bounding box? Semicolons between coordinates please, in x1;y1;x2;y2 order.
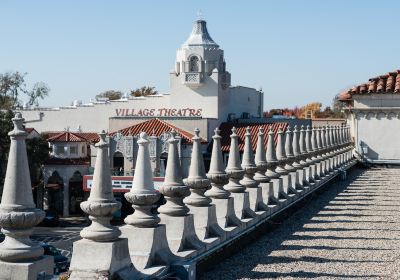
1;0;399;110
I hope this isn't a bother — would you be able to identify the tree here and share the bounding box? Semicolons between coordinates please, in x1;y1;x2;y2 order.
96;90;123;101
0;72;50;109
0;111;50;195
130;86;158;97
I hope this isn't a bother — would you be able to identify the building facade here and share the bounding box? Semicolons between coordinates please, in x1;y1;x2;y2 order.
20;18;263;142
339;70;400;162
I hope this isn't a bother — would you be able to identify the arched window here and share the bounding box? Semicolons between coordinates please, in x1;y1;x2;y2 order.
189;56;199;72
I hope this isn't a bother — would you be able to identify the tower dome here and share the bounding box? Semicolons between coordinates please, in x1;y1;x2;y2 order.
182;20;219;48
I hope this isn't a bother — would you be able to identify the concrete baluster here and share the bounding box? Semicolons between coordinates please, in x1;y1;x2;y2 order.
183;128;226;248
224;127;255;227
266;128;287;206
0;113;54;279
121;132;172;274
316;127;325;177
240;127;267;219
299;125;312;187
311;127;322;180
205;128;242;237
70;131;133;279
158;130;205;258
284;126;302;195
254;127;274;212
305;125;317;183
292;125;308;189
275;127;294;201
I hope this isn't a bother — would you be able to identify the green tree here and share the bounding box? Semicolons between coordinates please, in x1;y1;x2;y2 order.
96;90;123;101
0;72;50;109
130;86;158;97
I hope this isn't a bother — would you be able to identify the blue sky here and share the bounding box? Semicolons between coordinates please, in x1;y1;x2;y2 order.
1;0;399;109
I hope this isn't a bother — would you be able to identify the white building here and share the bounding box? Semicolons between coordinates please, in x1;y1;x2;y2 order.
20;18;263;142
339;69;400;163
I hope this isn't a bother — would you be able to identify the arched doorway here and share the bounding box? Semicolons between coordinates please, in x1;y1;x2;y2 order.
113;151;124;175
159;152;168;177
46;171;64;215
69;171;83;215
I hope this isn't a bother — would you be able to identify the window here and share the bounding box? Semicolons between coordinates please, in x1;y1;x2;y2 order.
70;145;78;155
189;56;199;72
82;145;85;154
55;145;65;155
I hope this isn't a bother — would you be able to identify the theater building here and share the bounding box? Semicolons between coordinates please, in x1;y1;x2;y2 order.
339;69;400;163
20;18;263;142
20;18;265;217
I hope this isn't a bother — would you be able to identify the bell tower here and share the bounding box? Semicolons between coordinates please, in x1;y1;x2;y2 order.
173;18;230;88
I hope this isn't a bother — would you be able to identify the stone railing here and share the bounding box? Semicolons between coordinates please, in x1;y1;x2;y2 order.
0;115;355;280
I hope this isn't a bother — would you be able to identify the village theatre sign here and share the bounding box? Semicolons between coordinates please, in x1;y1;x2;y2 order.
115;108;203;117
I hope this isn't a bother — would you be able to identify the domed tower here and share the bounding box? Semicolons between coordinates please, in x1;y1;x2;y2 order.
170;18;231;119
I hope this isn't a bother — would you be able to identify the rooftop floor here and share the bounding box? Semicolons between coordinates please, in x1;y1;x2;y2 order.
202;167;400;279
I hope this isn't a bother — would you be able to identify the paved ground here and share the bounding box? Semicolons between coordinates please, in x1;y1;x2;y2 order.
202;166;400;279
32;217;87;258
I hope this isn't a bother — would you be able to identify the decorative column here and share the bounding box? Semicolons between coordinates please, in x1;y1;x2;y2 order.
224;128;256;226
265;128;286;206
299;125;313;187
291;125;307;189
311;127;322;180
183;128;225;248
284;126;302;195
158;131;204;258
0;113;53;279
254;127;275;213
275;127;293;201
240;127;266;219
316;127;326;177
305;125;317;183
321;126;330;174
70;131;133;279
325;126;333;173
205;128;242;237
120;132;172;273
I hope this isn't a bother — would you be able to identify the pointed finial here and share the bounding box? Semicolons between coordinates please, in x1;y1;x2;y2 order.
197;10;204;21
194;127;200;138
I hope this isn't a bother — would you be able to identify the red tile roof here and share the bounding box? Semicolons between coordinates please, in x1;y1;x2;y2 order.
339;70;400;101
219;122;288;152
47;131;99;143
25;128;35;133
110;118;205;144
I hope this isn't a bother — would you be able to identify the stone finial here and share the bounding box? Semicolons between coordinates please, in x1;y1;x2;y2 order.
321;126;327;150
0;113;45;261
224;127;245;193
316;127;322;150
80;131;122;240
305;125;313;153
265;128;279;179
275;127;288;175
254;127;269;182
276;127;287;162
292;125;301;158
240;127;258;188
311;127;318;153
285;126;294;159
325;126;331;148
205;128;230;199
158;130;190;216
183;128;212;206
124;132;161;227
299;125;307;155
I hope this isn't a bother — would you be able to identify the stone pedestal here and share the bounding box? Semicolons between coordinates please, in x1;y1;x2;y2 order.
281;175;297;202
247;187;267;219
188;205;226;248
120;225;172;274
69;238;132;279
230;192;257;226
211;197;242;238
289;172;303;194
271;178;288;207
160;214;204;259
0;256;53;280
259;182;278;215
